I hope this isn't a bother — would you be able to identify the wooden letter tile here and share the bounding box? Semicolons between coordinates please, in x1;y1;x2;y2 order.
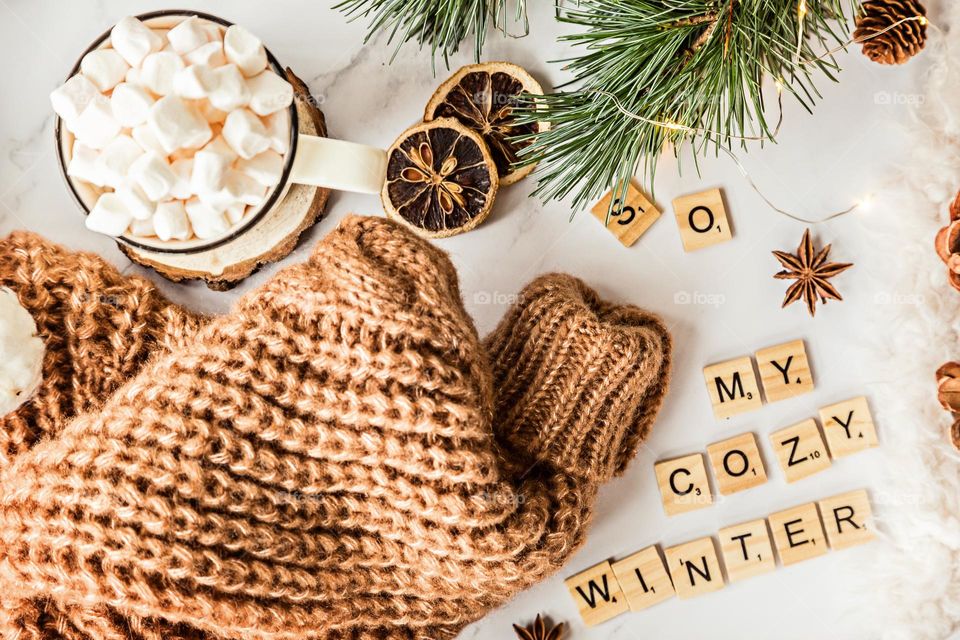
706;432;767;495
818;489;876;550
755;339;814;403
611;545;675;611
818;396;879;458
703;356;763;420
591;180;661;247
663;537;725;598
718;518;776;583
564;561;629;626
654;453;713;516
672;188;733;252
770;419;831;483
768;502;828;566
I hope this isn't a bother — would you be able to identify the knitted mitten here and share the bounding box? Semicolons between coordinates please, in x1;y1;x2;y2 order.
0;216;671;640
0;231;202;469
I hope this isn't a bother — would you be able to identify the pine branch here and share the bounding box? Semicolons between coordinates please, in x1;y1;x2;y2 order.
334;0;529;67
513;0;855;212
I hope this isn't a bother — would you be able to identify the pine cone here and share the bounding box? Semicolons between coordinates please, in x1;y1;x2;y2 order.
935;191;960;293
854;0;927;65
937;362;960;451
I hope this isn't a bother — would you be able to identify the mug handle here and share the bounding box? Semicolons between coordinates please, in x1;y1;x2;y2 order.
289;134;388;195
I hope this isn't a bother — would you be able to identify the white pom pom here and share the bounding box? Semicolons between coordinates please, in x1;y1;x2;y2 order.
0;288;44;415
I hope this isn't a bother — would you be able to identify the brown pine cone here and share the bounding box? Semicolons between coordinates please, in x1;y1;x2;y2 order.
935;192;960;292
854;0;927;65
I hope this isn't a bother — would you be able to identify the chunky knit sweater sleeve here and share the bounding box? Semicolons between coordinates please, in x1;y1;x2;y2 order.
0;216;671;640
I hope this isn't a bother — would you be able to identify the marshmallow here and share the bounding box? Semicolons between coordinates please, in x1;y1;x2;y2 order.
131;123;166;155
110;82;155;127
115;182;155;220
246;70;293;116
263;110;290;154
173;64;217;99
185;197;230;239
222;109;270;159
208;64;250;112
170;158;194;199
129;152;177;201
80;49;129;92
110;16;163;67
167;16;210;55
224;24;267;77
50;74;99;123
224;202;247;225
153;201;191;241
147;96;212;152
67;142;105;186
197;184;239;212
73;95;122;149
125;67;141;85
191;149;231;194
128;215;156;237
86;193;132;237
140;52;185;96
186;40;225;67
223;169;267;206
95;134;143;188
235;150;283;187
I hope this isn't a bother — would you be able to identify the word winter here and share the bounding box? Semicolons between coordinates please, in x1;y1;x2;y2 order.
565;490;874;626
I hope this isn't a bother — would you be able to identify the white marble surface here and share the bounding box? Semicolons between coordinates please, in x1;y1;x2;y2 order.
0;1;926;638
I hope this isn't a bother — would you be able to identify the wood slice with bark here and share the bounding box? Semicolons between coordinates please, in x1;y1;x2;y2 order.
120;69;330;291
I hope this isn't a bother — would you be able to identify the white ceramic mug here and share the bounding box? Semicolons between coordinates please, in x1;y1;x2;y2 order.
55;10;387;254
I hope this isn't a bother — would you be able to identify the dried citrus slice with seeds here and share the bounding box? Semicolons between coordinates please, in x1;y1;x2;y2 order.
424;61;547;186
382;117;499;238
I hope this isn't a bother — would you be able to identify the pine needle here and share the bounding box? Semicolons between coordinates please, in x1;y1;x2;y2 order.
335;0;529;69
513;0;855;212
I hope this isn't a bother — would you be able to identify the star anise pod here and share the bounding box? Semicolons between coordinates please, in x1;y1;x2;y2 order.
772;229;853;317
513;614;564;640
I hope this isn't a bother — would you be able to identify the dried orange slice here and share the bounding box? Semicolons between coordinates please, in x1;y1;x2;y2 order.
424;62;546;186
381;118;499;238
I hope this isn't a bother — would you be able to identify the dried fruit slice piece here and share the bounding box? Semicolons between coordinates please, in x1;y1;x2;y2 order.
425;61;546;186
382;118;499;238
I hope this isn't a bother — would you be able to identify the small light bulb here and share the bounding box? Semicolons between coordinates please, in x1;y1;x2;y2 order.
798;0;808;19
858;195;874;212
775;78;785;94
662;121;688;132
919;16;928;26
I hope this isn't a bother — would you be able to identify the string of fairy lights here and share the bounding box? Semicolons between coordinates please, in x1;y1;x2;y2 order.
586;10;932;224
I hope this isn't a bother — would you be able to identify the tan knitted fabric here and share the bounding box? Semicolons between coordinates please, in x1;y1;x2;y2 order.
0;232;204;640
0;216;671;640
0;231;201;471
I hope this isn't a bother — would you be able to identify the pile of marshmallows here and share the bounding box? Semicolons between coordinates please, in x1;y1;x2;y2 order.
51;15;294;242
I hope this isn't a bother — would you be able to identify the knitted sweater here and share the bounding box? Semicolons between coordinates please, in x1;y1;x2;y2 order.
0;216;671;640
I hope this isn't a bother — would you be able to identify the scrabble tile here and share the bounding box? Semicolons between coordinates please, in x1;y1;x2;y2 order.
591;180;661;247
611;545;675;611
718;518;777;582
672;188;733;252
818;396;879;458
755;339;814;403
768;502;828;566
706;432;767;495
564;561;629;626
818;489;876;550
703;356;763;420
654;453;713;516
770;419;832;483
663;537;725;598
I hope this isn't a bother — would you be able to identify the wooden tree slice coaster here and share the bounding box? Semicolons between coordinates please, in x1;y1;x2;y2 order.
119;69;331;291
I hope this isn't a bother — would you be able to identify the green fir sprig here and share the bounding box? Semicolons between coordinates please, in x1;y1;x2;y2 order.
514;0;854;212
334;0;529;67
